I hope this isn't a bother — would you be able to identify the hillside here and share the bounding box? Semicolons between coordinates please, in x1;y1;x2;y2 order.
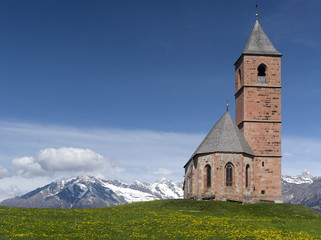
1;199;321;239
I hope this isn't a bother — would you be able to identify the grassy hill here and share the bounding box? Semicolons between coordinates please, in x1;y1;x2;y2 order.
1;199;321;239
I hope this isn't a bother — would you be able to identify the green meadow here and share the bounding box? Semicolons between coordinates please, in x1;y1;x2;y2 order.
1;199;321;239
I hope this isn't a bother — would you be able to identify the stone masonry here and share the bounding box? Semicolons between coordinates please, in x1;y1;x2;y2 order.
235;54;282;202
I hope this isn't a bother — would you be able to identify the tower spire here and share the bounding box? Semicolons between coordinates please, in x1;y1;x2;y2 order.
241;13;282;56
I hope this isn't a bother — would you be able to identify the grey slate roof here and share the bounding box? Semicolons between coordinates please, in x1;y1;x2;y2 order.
191;111;254;158
242;18;282;56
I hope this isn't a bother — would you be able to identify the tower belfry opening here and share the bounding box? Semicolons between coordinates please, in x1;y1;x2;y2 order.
257;64;266;83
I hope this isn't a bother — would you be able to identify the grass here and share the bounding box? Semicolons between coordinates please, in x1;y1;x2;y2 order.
1;199;321;239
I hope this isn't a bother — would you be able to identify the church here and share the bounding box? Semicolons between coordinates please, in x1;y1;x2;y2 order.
183;15;283;203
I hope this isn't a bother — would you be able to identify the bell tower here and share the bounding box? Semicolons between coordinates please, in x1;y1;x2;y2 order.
235;15;283;202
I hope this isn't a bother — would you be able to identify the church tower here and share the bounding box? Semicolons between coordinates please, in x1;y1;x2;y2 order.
234;15;283;202
183;14;283;204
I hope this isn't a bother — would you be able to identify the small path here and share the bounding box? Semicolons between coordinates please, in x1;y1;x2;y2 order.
178;210;201;212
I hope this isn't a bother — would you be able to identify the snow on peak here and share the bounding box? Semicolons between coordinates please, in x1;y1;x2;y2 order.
282;170;314;184
132;180;147;186
155;178;171;184
75;175;97;183
0;176;184;209
150;178;183;199
300;170;313;179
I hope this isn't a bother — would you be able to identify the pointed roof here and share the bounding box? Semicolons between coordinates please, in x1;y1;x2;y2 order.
242;18;282;56
191;111;254;158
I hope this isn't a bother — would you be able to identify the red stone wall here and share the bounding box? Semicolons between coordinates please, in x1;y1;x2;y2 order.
253;157;282;202
235;55;281;125
235;88;244;127
184;160;195;199
235;54;282;203
235;55;281;91
189;153;254;202
242;122;281;156
197;154;215;197
243;88;281;122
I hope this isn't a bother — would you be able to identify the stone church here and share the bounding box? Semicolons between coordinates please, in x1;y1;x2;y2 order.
183;16;282;203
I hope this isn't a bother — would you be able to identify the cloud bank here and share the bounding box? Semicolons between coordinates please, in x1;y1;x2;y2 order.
1;120;321;186
10;147;110;178
0;185;22;200
0;121;203;183
153;168;173;175
0;165;9;178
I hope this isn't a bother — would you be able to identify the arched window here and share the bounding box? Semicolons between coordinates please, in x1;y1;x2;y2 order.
226;163;233;187
245;164;250;188
257;64;266;83
238;69;242;83
205;165;211;188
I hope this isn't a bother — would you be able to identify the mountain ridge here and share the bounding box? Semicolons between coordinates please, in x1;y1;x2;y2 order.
2;170;321;210
282;170;321;211
0;176;183;209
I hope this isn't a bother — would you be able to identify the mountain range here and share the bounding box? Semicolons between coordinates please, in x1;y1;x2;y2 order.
1;170;321;211
0;176;183;209
282;170;321;212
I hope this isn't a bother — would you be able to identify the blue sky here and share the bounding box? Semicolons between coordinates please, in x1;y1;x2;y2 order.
0;0;321;199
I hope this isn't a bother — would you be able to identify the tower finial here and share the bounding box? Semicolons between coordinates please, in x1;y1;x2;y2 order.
226;100;229;112
256;4;258;19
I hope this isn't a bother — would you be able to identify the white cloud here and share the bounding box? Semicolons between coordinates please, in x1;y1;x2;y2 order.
153;168;173;175
1;120;321;196
0;121;202;183
1;120;321;182
113;167;125;173
0;185;22;201
10;147;111;178
0;176;52;201
0;165;9;178
12;157;45;178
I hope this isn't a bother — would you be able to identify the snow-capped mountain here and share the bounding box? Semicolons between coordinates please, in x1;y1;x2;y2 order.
282;170;314;184
282;170;321;212
0;176;183;209
2;171;321;210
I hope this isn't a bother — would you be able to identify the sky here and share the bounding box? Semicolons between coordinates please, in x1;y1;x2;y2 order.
0;0;321;200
